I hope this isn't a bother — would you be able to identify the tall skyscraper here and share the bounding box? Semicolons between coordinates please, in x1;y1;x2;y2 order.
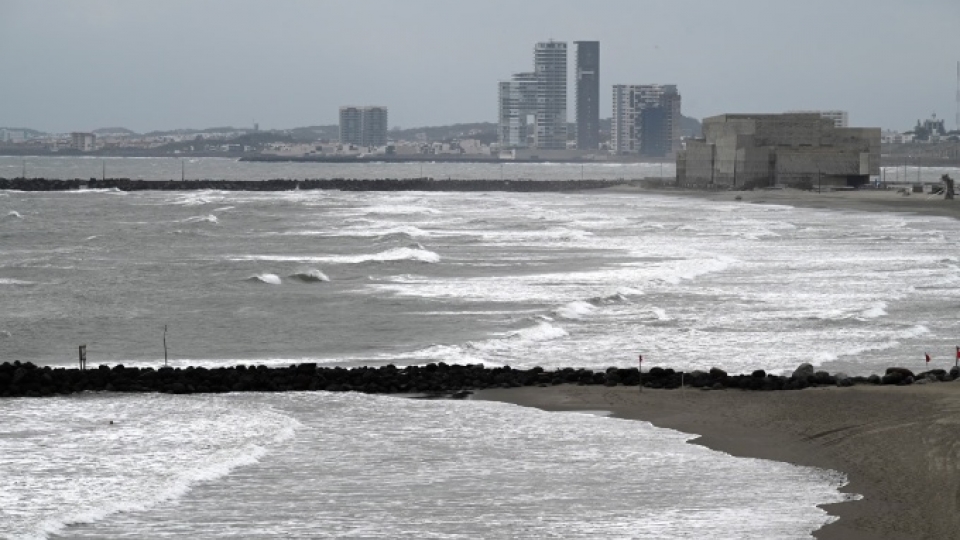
339;106;388;147
498;72;537;148
611;84;681;157
575;41;600;150
534;41;568;150
497;41;569;150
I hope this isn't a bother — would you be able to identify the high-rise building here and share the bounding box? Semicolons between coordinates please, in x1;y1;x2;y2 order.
360;106;388;147
70;132;96;152
575;41;600;150
534;41;568;150
611;84;681;157
497;41;568;150
339;106;388;147
498;72;537;148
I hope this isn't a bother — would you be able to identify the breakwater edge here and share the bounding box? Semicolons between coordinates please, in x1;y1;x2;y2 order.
1;360;954;398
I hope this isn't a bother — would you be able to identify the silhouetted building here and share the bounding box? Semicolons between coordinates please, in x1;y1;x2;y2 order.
339;106;388;147
611;84;681;157
575;41;600;150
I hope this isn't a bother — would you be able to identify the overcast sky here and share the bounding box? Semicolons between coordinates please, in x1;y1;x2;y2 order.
2;0;959;133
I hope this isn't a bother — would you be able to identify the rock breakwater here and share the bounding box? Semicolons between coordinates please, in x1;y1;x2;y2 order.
0;177;624;192
1;361;955;398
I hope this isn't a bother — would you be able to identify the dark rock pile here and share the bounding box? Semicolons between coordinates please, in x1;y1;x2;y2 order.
0;177;624;193
1;360;955;399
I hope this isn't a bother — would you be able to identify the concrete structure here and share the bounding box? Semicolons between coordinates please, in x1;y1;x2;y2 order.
676;113;880;190
575;41;600;150
611;84;681;157
534;41;568;150
70;132;96;152
339;106;388;147
787;110;849;128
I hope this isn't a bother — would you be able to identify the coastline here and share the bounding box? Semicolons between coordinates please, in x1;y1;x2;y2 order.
476;383;960;540
615;184;960;220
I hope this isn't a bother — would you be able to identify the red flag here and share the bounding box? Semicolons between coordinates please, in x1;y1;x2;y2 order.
925;352;931;363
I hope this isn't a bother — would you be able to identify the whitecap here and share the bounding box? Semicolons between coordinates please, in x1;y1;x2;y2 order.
248;273;282;285
505;321;569;342
289;269;330;283
555;300;597;320
230;247;441;265
5;210;23;219
181;215;218;224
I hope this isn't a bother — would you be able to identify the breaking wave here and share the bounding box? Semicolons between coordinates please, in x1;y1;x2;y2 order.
289;269;330;283
6;210;23;219
248;273;282;285
555;300;597;320
181;215;218;224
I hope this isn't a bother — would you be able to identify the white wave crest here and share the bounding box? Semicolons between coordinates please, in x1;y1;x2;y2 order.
505;321;569;342
555;300;597;320
289;269;330;282
182;215;218;224
6;210;23;219
249;273;282;285
859;302;888;319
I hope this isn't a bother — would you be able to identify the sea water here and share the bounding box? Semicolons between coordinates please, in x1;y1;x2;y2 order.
4;157;960;537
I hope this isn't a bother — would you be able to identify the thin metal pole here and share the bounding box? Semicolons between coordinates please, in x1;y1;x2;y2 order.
163;325;168;367
638;354;643;393
181;160;185;182
102;160;105;181
22;159;26;179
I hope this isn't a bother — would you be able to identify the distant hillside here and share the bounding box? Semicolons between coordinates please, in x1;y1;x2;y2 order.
93;127;137;135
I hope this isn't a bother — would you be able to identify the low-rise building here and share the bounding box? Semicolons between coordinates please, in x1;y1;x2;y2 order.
71;132;96;152
676;113;880;189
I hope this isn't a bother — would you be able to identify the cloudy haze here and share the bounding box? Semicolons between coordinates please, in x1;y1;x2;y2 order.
2;0;958;132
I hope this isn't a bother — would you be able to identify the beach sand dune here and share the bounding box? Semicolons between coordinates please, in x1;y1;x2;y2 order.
478;384;960;540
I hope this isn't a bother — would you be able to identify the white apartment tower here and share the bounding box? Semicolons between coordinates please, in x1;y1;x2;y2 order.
498;41;568;150
611;84;681;157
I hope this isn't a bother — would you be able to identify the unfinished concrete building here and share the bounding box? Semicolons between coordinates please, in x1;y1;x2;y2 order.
676;113;880;190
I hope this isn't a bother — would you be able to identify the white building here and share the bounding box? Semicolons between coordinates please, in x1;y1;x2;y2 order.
611;84;681;157
498;72;537;148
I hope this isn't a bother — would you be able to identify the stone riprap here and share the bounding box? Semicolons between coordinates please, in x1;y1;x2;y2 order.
0;361;954;398
0;178;625;192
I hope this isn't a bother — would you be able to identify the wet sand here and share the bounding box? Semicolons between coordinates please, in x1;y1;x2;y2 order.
477;383;960;540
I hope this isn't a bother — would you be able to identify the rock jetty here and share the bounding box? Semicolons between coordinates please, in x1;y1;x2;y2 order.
0;361;955;399
0;177;625;192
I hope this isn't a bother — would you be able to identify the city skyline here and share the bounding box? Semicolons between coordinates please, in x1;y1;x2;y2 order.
2;0;959;133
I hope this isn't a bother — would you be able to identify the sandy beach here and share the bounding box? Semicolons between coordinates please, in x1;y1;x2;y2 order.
615;184;960;221
479;187;960;539
478;383;960;539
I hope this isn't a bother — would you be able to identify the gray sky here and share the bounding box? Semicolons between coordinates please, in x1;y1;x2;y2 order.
2;0;959;133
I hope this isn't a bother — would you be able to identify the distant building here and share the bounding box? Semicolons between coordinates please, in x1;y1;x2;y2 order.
498;72;537;148
0;129;25;142
498;41;568;150
611;84;681;157
676;113;880;189
70;132;96;152
787;110;849;128
575;41;600;150
339;106;388;147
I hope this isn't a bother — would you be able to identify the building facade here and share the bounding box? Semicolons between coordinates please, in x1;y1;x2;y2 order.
676;113;880;189
611;84;681;157
534;41;568;150
787;110;849;128
70;132;96;152
499;41;568;150
574;41;600;150
339;106;388;147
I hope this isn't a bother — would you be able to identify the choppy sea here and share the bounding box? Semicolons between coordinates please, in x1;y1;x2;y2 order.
3;157;959;538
